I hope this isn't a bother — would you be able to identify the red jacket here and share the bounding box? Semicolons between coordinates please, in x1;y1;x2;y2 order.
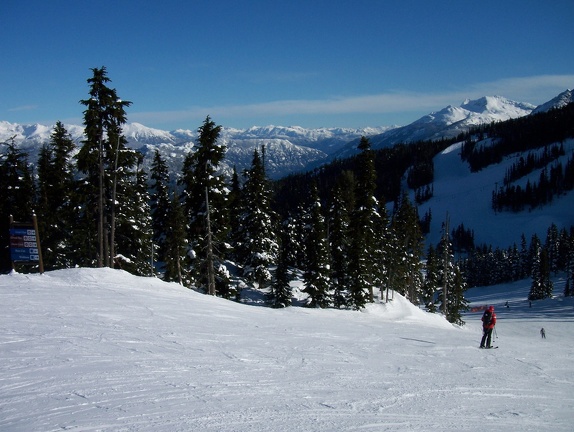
482;309;496;329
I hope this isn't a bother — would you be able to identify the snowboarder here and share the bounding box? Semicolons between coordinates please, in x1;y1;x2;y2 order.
540;328;546;339
480;305;497;348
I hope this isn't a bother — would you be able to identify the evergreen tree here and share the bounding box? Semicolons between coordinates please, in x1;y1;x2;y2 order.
437;221;453;317
77;66;132;267
236;148;278;288
383;220;401;302
178;116;229;293
108;140;139;270
36;122;77;269
529;244;554;300
376;201;393;303
437;223;468;325
227;166;242;262
328;171;355;308
280;209;306;269
391;192;424;303
519;233;530;279
347;137;379;309
528;234;542;274
445;265;469;326
557;227;571;272
271;228;293;308
422;244;440;312
565;230;574;297
163;191;188;285
302;182;331;308
371;195;390;302
114;153;153;275
0;137;35;271
149;149;171;270
436;218;468;323
507;246;519;282
545;223;560;274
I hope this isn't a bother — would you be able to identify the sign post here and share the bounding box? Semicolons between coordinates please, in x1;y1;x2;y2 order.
9;214;44;273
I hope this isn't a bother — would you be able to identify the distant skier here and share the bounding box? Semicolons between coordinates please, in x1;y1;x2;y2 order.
480;306;497;348
540;328;546;339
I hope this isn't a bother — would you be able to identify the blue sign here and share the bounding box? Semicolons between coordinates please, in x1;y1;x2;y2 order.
10;227;39;262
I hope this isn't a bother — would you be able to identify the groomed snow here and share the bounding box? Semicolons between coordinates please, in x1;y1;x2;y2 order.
1;268;572;431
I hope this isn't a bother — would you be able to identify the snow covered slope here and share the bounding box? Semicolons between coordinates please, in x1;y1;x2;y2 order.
1;268;572;431
334;95;536;159
532;89;574;114
417;138;574;249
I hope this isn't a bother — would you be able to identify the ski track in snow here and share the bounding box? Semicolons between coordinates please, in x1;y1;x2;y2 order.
1;268;573;431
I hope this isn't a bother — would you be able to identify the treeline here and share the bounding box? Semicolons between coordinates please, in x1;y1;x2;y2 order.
455;224;574;300
492;155;574;212
460;102;574;172
273;137;455;218
503;143;565;185
272;137;467;323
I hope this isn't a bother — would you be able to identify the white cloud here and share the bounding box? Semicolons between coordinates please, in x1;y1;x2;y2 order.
8;105;38;112
466;75;574;103
130;74;574;127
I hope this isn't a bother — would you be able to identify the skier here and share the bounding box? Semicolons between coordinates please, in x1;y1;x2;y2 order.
480;305;497;348
540;328;546;339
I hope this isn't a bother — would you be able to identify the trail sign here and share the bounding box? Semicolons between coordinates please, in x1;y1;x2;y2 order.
10;227;40;262
9;214;44;273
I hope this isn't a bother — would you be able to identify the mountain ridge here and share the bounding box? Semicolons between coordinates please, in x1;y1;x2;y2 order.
1;91;572;179
332;94;548;159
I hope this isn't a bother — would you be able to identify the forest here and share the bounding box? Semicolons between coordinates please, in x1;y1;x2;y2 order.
1;67;573;323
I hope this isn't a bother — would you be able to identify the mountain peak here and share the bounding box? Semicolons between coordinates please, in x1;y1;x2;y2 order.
460;95;535;116
532;89;574;114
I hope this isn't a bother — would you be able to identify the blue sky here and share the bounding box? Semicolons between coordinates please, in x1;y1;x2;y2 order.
1;0;573;130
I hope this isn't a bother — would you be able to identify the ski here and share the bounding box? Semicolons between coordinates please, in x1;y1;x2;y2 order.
479;346;498;349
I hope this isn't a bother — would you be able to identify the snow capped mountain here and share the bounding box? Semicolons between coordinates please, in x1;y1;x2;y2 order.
122;122;179;145
1;91;571;179
460;95;535;118
0;120;85;146
0;120;387;179
333;95;537;159
230;125;393;154
531;89;574;114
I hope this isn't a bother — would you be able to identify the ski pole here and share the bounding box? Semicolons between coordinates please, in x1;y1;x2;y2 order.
494;327;498;339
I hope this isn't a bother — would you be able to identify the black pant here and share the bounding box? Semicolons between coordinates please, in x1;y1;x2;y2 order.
480;328;493;348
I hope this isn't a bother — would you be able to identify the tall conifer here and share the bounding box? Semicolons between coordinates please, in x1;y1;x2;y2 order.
149;149;171;268
77;66;132;267
36;122;76;268
391;192;424;303
328;171;355;308
348;137;378;309
272;229;293;308
164;192;188;285
114;153;153;275
236;148;278;288
302;182;331;308
178;116;229;293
